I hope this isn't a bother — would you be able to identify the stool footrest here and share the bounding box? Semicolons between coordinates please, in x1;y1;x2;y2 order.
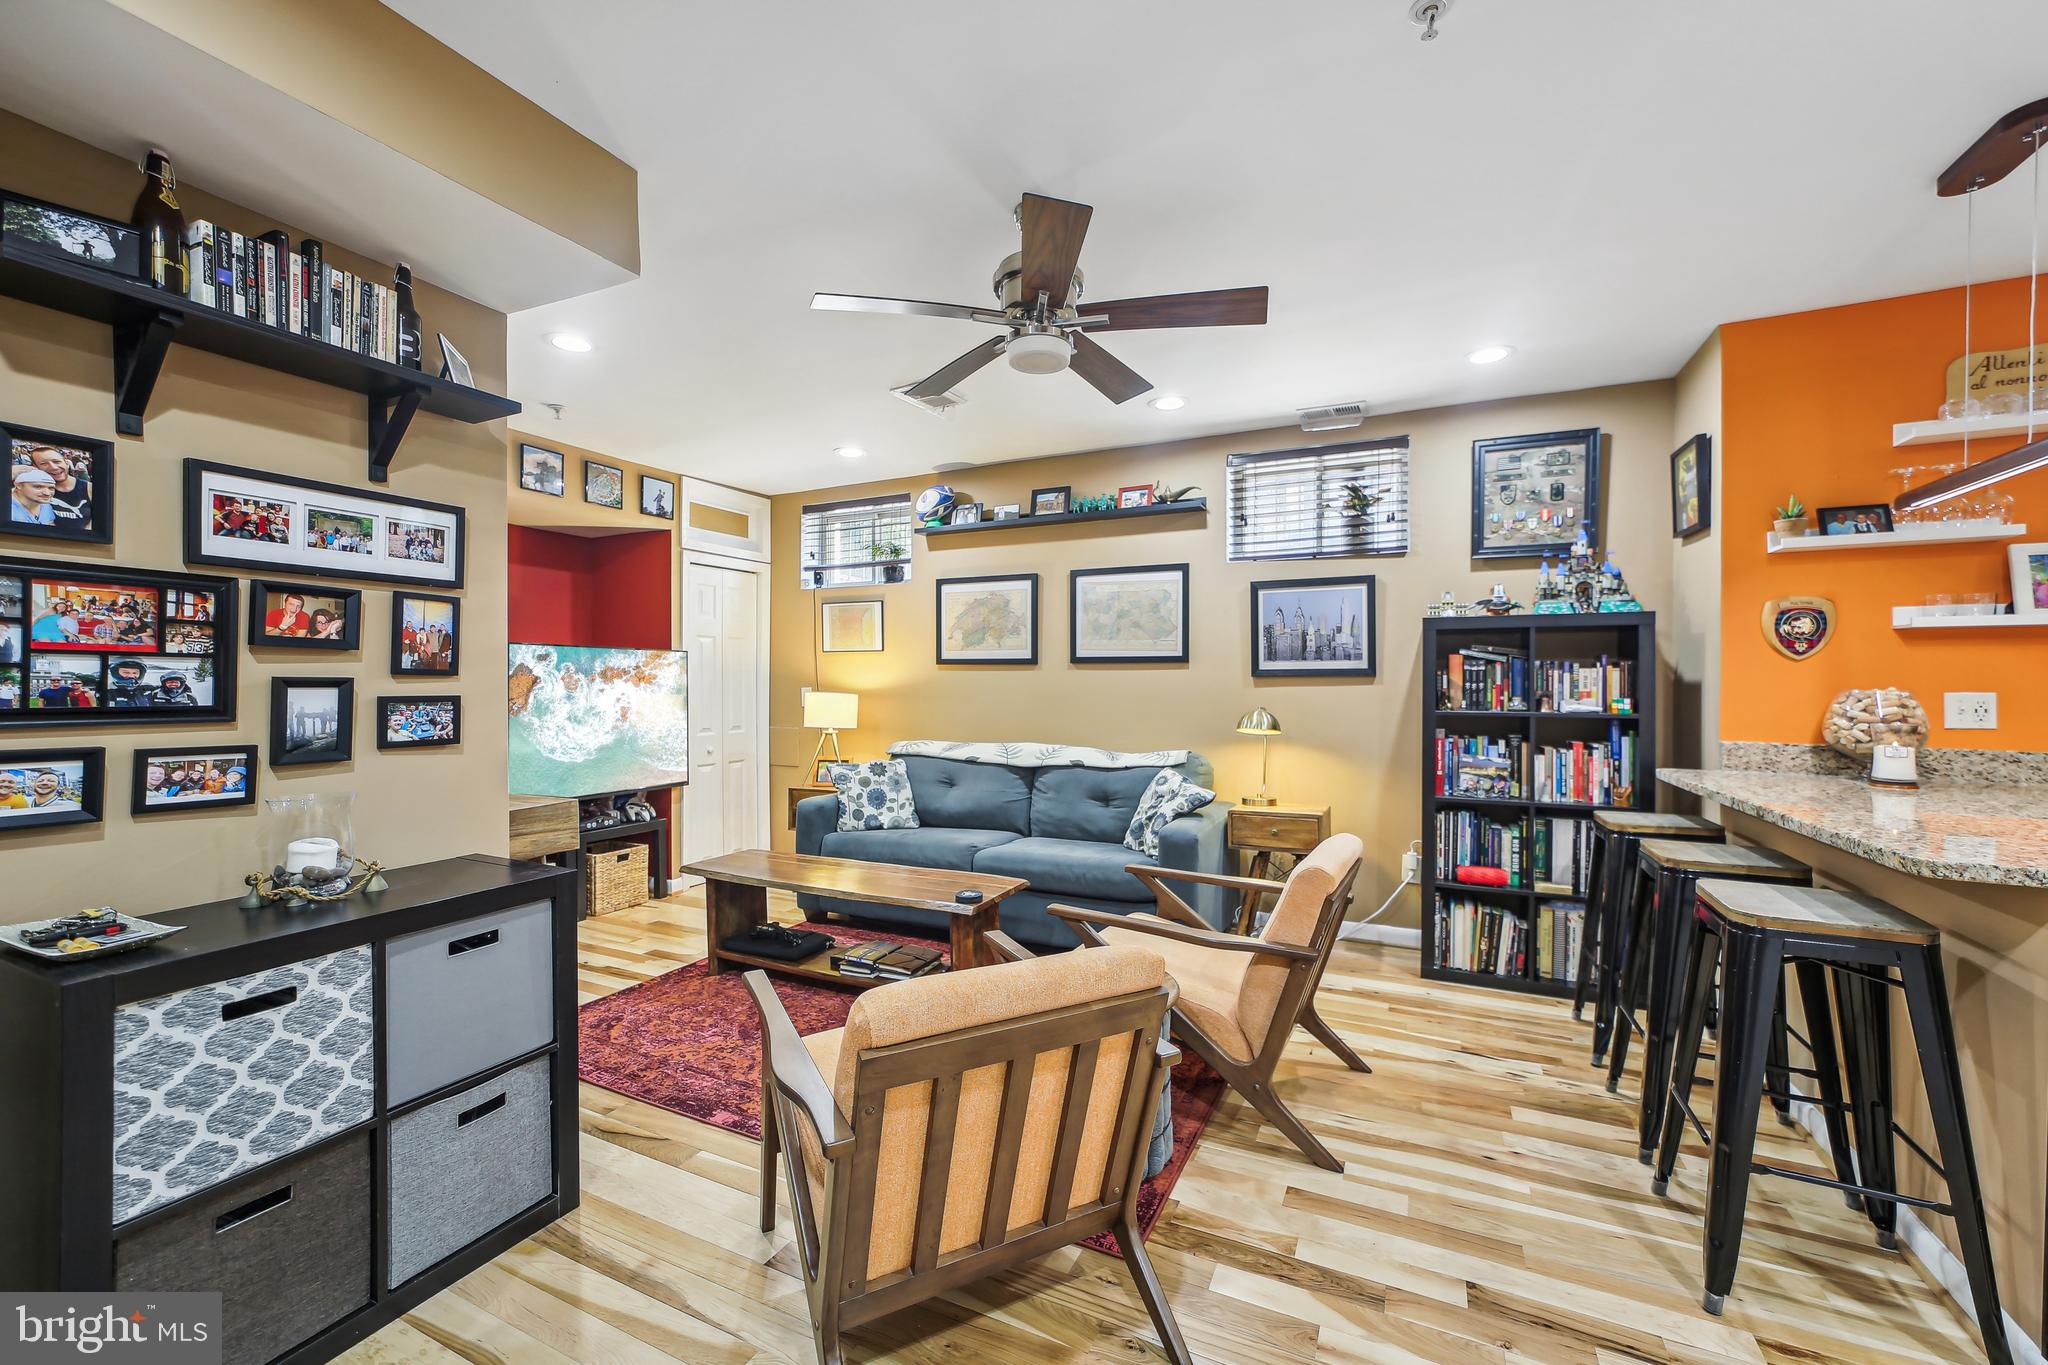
1748;1160;1953;1215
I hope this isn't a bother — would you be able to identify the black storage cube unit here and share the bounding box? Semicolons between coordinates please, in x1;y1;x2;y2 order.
384;900;555;1106
115;1134;373;1365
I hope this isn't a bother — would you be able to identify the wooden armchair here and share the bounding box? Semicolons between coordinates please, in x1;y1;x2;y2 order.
1052;833;1367;1172
744;941;1191;1365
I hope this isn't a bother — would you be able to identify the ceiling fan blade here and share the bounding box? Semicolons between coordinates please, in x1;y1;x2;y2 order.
811;293;993;323
1083;286;1269;331
1019;193;1093;310
1069;332;1153;404
906;335;1009;398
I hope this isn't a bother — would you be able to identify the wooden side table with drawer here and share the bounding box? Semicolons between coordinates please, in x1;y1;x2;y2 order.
1225;803;1330;932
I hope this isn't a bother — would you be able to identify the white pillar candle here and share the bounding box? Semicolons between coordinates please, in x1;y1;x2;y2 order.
285;837;340;876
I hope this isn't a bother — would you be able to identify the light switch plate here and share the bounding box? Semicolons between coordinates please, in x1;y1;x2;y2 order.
1944;692;1998;729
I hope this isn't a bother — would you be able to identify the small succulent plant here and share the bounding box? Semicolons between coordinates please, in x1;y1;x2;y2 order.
1775;494;1806;521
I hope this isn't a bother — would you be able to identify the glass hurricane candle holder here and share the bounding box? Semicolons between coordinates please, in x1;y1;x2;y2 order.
245;793;382;906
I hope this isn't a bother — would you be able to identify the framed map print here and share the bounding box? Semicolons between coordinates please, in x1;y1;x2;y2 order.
1070;564;1188;665
821;598;883;652
1471;428;1601;560
936;574;1037;665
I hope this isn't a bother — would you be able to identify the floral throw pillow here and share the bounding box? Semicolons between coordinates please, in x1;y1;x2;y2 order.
830;759;921;832
1123;768;1216;858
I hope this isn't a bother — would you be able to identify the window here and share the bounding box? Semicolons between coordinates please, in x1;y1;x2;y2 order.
799;494;913;588
1227;438;1409;562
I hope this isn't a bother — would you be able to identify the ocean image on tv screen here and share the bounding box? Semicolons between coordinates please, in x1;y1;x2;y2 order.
508;643;689;798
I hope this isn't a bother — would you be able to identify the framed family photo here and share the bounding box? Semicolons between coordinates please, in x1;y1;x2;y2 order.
1031;486;1071;517
585;460;626;509
247;580;360;651
6;422;113;546
1471;428;1601;559
1070;564;1189;665
392;592;460;675
185;460;465;589
1670;433;1711;538
821;598;883;653
518;443;565;497
936;574;1038;665
0;745;104;832
378;695;462;749
131;745;257;815
1818;503;1894;537
640;474;676;519
1250;575;1376;677
271;677;354;767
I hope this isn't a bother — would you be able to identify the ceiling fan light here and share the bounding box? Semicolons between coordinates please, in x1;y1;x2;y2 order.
1005;332;1072;375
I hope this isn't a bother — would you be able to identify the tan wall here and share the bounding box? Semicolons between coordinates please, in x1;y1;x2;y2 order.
1668;332;1723;793
767;380;1681;928
2;111;511;912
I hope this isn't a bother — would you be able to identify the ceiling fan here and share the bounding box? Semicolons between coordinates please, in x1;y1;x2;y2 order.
811;193;1269;405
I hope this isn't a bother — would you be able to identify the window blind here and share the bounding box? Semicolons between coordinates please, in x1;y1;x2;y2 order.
799;494;914;588
1227;438;1410;562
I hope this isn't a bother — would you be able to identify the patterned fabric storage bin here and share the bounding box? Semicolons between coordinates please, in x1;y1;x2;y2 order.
115;1132;372;1365
386;1055;554;1288
384;900;554;1106
112;946;375;1224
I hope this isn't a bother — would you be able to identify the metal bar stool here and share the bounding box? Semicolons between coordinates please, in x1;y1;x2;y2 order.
1605;839;1809;1163
1573;810;1723;1065
1650;880;2010;1363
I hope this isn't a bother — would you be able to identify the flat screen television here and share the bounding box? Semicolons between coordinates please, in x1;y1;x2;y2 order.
507;642;689;799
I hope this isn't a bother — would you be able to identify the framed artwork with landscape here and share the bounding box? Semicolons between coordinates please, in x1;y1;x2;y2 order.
6;421;113;546
1070;564;1188;665
1471;428;1601;559
1250;575;1375;677
936;574;1037;665
247;580;360;651
585;460;626;509
184;460;465;589
1670;433;1710;537
519;443;565;497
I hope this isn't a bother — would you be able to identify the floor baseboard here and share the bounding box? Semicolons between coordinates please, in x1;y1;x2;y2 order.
1338;921;1421;948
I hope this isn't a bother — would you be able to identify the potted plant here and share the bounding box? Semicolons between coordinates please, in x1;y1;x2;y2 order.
1773;495;1811;538
867;541;907;583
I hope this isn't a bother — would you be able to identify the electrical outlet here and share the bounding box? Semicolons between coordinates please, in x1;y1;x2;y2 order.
1401;848;1421;882
1945;691;1998;730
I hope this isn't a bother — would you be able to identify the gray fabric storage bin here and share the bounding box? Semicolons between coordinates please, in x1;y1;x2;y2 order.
386;1055;553;1288
115;1133;371;1365
384;900;553;1106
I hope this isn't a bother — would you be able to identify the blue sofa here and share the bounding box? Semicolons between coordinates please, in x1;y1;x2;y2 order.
794;752;1232;949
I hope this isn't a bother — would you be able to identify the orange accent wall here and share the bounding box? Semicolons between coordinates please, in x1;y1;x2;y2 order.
1721;277;2048;750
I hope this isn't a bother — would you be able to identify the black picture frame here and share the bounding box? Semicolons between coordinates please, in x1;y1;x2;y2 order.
584;460;625;509
1069;564;1190;665
935;573;1039;665
1250;574;1377;677
391;591;461;676
1670;433;1712;538
0;745;104;832
518;443;565;497
1;191;144;280
1470;428;1602;560
3;422;114;546
376;694;462;750
437;333;474;389
1816;503;1896;537
1030;486;1072;517
130;744;258;816
246;579;362;651
0;555;238;729
270;677;355;767
640;474;676;519
183;459;467;590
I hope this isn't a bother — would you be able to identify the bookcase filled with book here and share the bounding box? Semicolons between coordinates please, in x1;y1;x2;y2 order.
1421;611;1656;998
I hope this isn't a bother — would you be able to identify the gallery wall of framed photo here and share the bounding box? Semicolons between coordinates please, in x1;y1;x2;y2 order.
0;109;515;914
506;431;686;535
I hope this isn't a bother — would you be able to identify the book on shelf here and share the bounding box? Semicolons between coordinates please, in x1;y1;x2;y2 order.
1439;647;1527;711
1535;656;1636;714
1432;894;1527;977
1535;900;1585;982
1433;729;1525;800
1434;808;1524;886
160;221;399;362
1529;815;1595;894
1530;724;1635;806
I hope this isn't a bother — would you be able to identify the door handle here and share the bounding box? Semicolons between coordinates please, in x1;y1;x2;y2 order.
447;929;500;956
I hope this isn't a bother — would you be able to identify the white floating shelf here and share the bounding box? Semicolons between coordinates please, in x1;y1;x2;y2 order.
1892;607;2046;629
1766;522;2027;553
1893;413;2048;447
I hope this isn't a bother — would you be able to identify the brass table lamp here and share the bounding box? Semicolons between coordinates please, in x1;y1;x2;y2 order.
1236;706;1281;807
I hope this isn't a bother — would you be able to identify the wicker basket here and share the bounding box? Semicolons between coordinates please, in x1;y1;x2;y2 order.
585;841;650;916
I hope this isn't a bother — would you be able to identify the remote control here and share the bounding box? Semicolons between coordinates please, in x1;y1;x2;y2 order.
954;889;983;904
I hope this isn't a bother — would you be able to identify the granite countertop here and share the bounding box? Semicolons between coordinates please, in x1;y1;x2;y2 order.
1658;768;2048;888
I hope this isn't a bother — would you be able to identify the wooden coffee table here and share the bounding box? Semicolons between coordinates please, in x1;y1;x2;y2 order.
682;849;1028;987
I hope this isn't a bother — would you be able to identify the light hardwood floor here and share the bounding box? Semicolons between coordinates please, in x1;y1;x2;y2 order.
343;889;1993;1364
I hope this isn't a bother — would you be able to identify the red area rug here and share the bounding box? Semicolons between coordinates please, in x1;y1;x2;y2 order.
578;923;1222;1253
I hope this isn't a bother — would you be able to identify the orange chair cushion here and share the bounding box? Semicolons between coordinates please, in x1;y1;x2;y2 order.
1235;834;1362;1046
1098;914;1255;1061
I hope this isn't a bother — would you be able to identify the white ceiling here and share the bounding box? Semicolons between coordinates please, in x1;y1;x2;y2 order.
386;0;2048;494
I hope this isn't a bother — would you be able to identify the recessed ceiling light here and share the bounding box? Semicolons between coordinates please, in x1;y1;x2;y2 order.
1466;345;1514;365
1149;394;1187;411
834;445;866;459
549;333;594;353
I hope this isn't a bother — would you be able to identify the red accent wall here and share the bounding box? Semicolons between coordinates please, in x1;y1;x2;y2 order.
508;525;672;649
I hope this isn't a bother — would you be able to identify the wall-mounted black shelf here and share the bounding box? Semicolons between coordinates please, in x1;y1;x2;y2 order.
915;498;1207;537
0;236;520;482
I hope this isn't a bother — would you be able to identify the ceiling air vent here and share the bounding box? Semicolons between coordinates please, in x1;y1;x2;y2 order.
892;383;967;416
1297;402;1367;433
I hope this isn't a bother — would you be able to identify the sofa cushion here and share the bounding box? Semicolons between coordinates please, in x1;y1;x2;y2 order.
902;757;1032;834
1123;769;1217;857
1029;766;1166;843
973;836;1154;902
819;827;1021;872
